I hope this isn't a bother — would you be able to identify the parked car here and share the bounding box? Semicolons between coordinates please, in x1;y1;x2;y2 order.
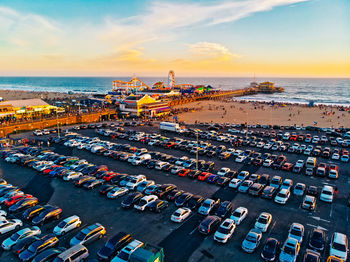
97;232;133;261
279;237;300;262
70;223;106;246
171;208;192;223
53;215;82;236
214;218;236;243
198;216;221;235
241;228;262;253
2;226;41;250
260;238;280;261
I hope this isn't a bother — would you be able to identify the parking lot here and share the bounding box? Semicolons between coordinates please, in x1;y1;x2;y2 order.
1;122;349;262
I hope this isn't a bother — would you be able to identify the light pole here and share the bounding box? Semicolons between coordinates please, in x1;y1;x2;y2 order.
246;112;248;140
56;111;60;137
196;131;199;170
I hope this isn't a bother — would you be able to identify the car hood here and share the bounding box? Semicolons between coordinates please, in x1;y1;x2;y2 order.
279;252;295;262
98;246;113;258
242;240;256;250
2;238;15;248
330;248;347;259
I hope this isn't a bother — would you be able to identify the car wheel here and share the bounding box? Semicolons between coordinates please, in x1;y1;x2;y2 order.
61;231;65;236
15;225;20;229
99;234;103;239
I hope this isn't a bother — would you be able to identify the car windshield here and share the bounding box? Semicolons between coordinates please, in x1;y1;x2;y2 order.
139;200;147;206
57;221;67;228
333;242;346;252
322;191;332;195
174;212;181;217
10;232;20;241
264;242;275;253
217;227;231;234
277;192;286;197
290;229;301;236
283;245;295;255
233;212;241;217
202;202;210;208
28;243;38;252
75;232;87;241
118;251;130;260
106;240;115;249
246;234;257;243
258;217;268;224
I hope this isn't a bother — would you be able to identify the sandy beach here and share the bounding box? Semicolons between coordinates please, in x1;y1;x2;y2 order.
173;100;350;128
0;89;87;101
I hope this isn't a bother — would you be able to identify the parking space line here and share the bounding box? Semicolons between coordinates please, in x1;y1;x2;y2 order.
189;227;198;235
329;204;334;218
307;224;328;231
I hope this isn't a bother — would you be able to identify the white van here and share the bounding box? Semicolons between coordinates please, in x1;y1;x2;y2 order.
320;185;334;202
306;157;317;169
131;154;151;165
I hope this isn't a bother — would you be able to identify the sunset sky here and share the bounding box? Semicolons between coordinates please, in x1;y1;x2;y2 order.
0;0;349;77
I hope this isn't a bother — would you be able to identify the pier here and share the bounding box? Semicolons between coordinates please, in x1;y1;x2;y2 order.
168;87;261;106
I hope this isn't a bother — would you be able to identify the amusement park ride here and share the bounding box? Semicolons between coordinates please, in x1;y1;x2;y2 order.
112;70;195;93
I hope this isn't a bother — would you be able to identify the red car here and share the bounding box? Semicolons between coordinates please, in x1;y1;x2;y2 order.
178;169;190;177
329;164;338;171
290;135;298;141
197;172;212;181
43;165;61;175
281;162;293;171
102;172;120;181
4;194;33;207
129;147;138;153
165;142;176;149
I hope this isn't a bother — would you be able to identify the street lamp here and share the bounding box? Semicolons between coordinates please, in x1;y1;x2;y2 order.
195;131;199;170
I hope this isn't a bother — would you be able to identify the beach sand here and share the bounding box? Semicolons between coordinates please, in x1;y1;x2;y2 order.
0;89;87;101
173;100;350;128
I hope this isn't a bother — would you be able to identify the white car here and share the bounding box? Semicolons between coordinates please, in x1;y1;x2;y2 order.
217;167;230;176
2;226;41;250
53;215;82;236
170;208;192;223
235;155;247;163
134;195;158;211
263;159;273;167
107;187;129;199
331;153;340;160
230;207;248;225
288;223;304;243
320;185;334;203
254;212;272;232
228;178;242;189
63;171;82;181
0;219;23;235
329;232;348;261
33;130;43;136
155;161;167;170
274;189;290;204
214;219;236;243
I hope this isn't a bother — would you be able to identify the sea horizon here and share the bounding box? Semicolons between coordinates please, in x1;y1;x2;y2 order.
0;76;349;106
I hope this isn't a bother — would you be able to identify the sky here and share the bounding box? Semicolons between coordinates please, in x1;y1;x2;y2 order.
0;0;349;77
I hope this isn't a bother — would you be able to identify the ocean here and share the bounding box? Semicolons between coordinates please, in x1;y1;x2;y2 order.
0;77;349;106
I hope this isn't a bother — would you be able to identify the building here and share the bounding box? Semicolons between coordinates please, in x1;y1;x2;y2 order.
119;94;170;117
0;99;57;120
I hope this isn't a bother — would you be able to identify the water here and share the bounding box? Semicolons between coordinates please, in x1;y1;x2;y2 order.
0;77;349;106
